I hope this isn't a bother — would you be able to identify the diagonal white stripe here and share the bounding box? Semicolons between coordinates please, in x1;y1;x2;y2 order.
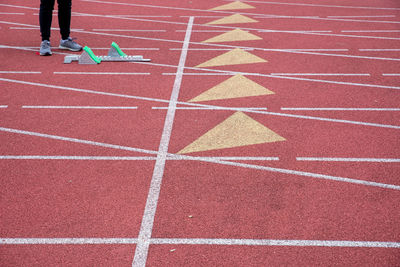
132;17;194;267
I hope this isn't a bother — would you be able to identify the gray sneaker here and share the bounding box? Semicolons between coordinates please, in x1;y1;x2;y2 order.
59;37;82;52
40;40;52;56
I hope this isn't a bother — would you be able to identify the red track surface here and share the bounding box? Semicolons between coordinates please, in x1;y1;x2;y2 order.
1;0;400;266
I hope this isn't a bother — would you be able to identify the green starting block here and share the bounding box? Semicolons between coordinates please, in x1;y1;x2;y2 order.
64;42;151;64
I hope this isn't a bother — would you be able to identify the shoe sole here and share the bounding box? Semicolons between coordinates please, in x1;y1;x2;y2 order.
39;52;52;56
59;45;82;52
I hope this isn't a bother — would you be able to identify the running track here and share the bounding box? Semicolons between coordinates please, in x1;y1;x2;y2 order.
0;0;399;266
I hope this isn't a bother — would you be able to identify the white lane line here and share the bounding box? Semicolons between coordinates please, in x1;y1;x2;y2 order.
0;126;157;155
111;15;172;18
21;106;138;109
164;72;372;77
169;48;254;51
291;16;400;25
90;47;159;51
181;28;333;34
247;48;348;52
290;30;400;39
329;15;397;18
53;72;150;75
245;73;400;90
93;29;166;32
152;107;268;111
0;71;41;74
180;16;224;18
195;157;400;190
0;105;7;108
383;74;400;76
254;111;400;129
232;0;400;11
360;49;400;51
9;26;84;30
255;15;320;19
0;238;138;244
175;30;227;32
132;17;194;267
281;107;400;111
162;72;235;75
162;72;237;76
0;12;25;15
343;30;400;33
0;45;159;51
0;155;278;161
263;29;337;34
258;30;333;33
270;73;370;76
2;238;399;248
0;77;172;104
297;157;400;162
0;156;155;160
152;238;400;248
5;156;398;162
169;156;279;161
0;44;72;56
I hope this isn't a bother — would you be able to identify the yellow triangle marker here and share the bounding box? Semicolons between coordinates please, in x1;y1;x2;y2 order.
210;1;255;10
178;112;285;154
202;29;262;43
207;14;258;25
189;74;274;102
195;48;267;68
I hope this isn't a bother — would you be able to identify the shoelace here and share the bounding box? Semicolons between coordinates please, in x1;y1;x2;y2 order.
68;37;78;43
41;41;50;47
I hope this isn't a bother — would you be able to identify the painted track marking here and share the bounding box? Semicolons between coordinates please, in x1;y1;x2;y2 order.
151;238;400;248
0;126;157;155
297;157;400;163
21;106;139;109
53;72;150;75
132;17;194;267
281;108;400;111
1;238;399;248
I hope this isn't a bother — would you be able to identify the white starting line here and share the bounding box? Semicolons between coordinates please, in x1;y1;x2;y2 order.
53;72;150;75
1;238;399;248
21;106;139;109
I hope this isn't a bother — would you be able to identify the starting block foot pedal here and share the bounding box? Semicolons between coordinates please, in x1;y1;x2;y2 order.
64;42;151;64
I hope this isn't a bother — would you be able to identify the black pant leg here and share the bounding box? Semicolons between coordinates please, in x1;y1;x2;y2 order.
39;0;56;41
57;0;72;40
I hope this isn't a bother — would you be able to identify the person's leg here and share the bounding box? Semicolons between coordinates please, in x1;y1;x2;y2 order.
39;0;56;41
57;0;82;51
57;0;71;40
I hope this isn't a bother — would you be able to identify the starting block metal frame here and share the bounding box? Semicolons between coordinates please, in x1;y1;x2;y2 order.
64;42;151;64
